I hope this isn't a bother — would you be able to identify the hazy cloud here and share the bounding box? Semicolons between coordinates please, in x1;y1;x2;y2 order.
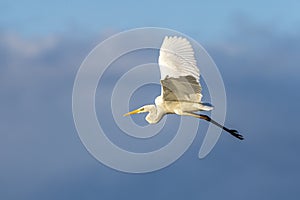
1;19;300;199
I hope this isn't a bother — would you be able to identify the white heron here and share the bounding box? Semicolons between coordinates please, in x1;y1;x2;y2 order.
124;36;243;140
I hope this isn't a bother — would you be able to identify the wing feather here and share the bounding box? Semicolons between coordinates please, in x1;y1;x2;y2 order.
158;36;202;102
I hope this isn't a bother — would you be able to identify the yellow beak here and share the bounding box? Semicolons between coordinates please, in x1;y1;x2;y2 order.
123;109;140;116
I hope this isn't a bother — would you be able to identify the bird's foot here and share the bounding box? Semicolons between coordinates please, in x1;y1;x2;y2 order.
228;129;244;140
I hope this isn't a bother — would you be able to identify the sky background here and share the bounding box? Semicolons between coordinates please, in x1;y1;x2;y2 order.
1;0;300;199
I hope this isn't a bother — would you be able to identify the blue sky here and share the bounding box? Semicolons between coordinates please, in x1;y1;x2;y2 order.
1;0;300;199
1;0;300;39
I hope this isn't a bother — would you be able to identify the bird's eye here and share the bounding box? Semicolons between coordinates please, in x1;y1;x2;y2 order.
140;108;144;111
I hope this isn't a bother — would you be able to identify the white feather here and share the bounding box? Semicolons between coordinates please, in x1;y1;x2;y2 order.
159;36;202;102
159;36;199;81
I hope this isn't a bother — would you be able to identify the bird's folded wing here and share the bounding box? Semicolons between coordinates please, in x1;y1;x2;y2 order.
159;36;202;102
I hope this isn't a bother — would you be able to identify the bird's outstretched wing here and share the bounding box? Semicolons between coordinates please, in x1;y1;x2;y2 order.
158;36;202;102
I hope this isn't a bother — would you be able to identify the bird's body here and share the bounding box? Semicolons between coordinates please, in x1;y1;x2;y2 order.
124;36;243;140
141;96;211;124
148;95;213;122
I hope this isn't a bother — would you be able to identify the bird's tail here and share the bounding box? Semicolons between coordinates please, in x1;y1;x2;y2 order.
199;102;214;111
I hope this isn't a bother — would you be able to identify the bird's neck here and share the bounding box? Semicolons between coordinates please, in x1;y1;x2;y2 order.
145;105;164;124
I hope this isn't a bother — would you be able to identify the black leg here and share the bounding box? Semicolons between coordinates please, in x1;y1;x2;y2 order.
197;114;244;140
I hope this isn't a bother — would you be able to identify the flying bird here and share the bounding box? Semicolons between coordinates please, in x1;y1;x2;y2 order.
124;36;243;140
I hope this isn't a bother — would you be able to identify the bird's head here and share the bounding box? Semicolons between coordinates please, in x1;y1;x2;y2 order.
123;105;154;116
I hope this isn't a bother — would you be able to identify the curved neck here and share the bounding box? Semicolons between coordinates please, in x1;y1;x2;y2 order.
145;105;164;124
